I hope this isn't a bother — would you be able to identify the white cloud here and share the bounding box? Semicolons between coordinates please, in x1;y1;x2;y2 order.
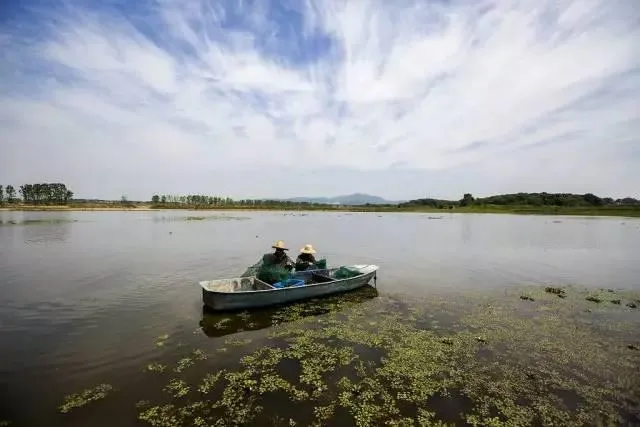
1;0;639;199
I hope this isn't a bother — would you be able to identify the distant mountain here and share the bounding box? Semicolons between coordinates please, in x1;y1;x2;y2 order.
283;193;400;205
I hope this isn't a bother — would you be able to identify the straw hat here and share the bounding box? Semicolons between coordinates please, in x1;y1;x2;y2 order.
300;244;316;254
272;240;288;250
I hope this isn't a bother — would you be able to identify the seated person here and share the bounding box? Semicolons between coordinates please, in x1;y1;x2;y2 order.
295;244;319;271
258;240;295;284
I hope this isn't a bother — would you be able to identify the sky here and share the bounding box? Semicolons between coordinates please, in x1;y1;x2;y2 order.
1;0;639;201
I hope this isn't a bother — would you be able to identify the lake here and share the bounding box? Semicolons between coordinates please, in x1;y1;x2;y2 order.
1;210;639;426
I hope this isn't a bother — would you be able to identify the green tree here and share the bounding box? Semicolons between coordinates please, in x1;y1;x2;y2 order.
460;193;475;207
0;185;3;204
5;185;16;203
151;195;160;203
583;193;603;206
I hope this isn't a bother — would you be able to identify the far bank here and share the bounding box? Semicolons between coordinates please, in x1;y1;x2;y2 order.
2;204;640;217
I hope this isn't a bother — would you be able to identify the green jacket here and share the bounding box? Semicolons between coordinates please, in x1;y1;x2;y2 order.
258;252;294;284
262;252;294;268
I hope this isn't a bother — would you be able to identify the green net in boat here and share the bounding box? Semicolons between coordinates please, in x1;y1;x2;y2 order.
241;260;263;277
257;265;291;285
242;254;294;284
334;266;361;279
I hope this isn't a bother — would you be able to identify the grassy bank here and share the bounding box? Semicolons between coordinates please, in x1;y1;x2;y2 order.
2;203;640;217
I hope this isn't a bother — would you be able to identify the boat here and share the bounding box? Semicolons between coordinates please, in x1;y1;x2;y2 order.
199;265;379;311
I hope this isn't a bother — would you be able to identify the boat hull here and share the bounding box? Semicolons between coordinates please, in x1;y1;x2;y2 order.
200;265;378;311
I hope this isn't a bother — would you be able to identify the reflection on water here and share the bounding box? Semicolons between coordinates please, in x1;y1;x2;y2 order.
199;285;379;337
22;222;73;244
0;212;76;244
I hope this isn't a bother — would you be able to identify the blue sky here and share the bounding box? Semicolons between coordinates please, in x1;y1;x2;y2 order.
1;0;639;201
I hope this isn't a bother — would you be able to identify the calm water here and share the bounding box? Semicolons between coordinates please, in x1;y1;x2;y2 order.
1;210;639;425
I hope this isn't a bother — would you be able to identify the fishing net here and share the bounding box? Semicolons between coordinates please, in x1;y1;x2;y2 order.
241;254;329;282
334;266;361;279
241;260;263;277
257;264;291;285
241;253;294;284
314;259;327;269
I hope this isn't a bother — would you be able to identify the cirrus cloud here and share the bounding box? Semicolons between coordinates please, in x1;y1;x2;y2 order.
1;0;639;200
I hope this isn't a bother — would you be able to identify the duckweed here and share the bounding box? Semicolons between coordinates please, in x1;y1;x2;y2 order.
58;384;113;413
164;379;190;398
145;362;167;373
198;371;224;394
154;334;170;348
192;349;208;360
224;336;252;346
61;285;640;426
174;357;194;373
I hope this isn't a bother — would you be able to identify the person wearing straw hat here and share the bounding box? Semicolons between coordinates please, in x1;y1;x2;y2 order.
256;240;296;285
262;240;295;270
295;244;319;272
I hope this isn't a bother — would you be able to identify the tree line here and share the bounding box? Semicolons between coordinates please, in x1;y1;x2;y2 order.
400;192;640;208
0;183;74;205
150;194;337;208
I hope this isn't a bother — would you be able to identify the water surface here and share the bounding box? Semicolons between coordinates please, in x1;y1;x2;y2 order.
1;210;639;425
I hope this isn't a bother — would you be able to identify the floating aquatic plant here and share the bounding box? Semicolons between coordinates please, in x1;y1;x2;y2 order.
138;404;180;427
224;336;252;346
164;379;190;398
174;357;194;373
214;318;231;329
0;218;78;226
154;334;170;348
192;349;208;361
127;285;640;426
145;362;167;373
58;384;113;413
198;371;224;394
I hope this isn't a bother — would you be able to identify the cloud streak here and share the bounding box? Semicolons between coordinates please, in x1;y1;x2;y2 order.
1;0;639;199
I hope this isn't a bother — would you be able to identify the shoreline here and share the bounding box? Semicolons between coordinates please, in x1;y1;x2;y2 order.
1;204;639;217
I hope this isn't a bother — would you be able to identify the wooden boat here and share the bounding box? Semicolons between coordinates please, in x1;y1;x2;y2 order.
199;265;379;311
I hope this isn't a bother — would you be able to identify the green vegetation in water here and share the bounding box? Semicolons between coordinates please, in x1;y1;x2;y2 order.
174;357;194;373
192;349;208;360
154;334;170;348
224;336;252;347
153;215;249;223
58;384;113;414
58;286;640;426
0;218;78;226
145;362;167;373
164;379;190;398
186;215;249;221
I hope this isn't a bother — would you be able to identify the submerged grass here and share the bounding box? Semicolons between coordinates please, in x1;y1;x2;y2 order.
58;286;640;426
